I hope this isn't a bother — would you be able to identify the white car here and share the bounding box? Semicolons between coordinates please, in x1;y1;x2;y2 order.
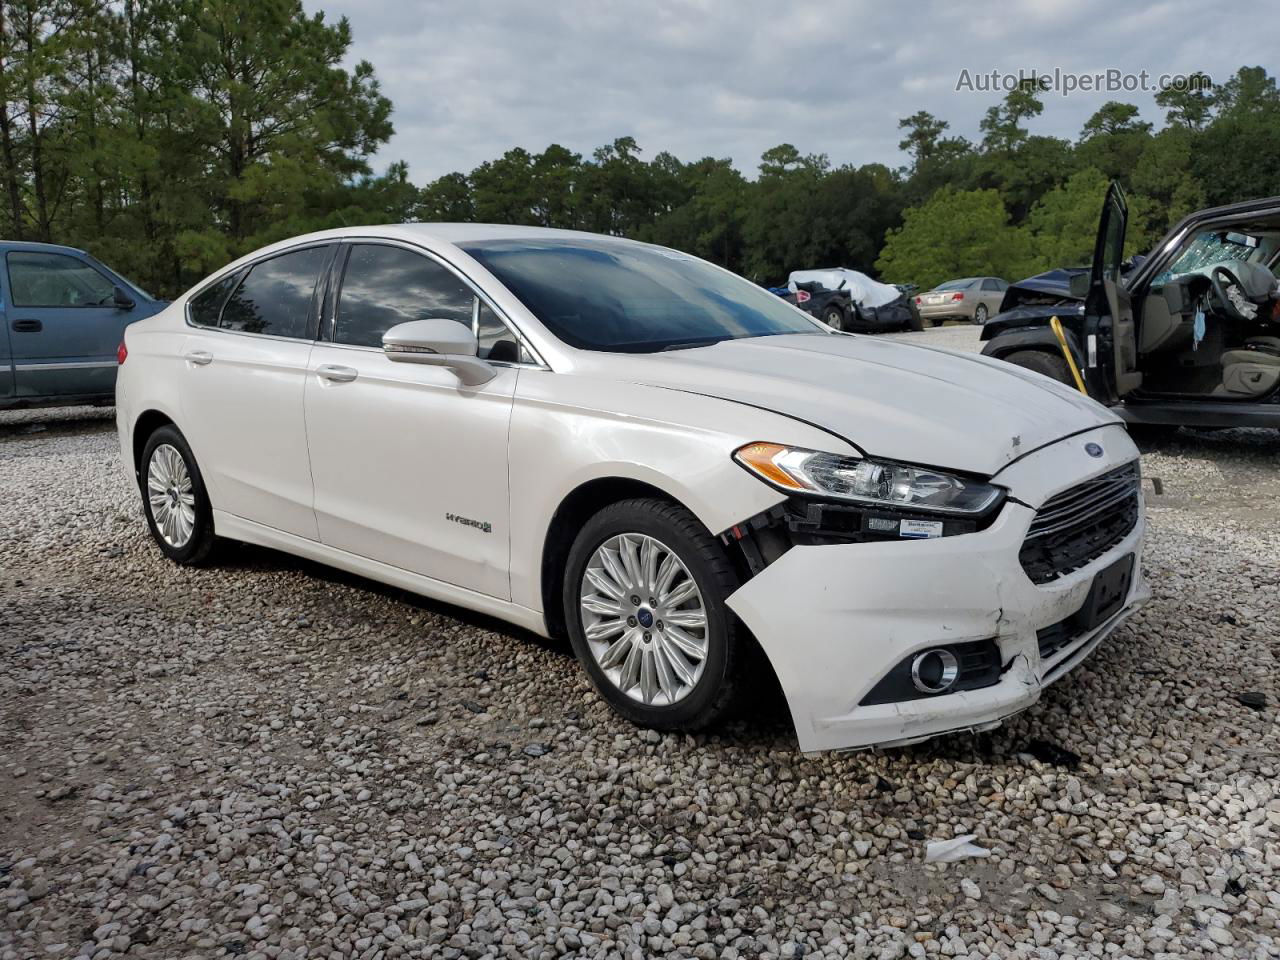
116;225;1150;753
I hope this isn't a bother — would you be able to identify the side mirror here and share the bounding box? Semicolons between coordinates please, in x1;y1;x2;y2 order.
1068;273;1091;299
382;318;496;386
113;285;136;310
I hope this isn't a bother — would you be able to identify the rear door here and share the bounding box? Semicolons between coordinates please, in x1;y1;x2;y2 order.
178;244;334;540
1084;183;1142;401
5;249;131;399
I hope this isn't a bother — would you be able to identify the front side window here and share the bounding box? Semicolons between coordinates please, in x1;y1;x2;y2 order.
476;300;527;363
335;244;474;347
221;246;330;338
7;252;116;307
461;239;822;353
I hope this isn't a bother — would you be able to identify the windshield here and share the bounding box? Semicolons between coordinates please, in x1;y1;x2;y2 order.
1154;231;1260;286
461;239;824;352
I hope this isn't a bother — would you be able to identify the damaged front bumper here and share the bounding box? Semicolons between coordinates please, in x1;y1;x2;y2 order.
725;425;1150;753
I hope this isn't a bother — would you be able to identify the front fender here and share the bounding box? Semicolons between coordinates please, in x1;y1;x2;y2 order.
506;370;857;618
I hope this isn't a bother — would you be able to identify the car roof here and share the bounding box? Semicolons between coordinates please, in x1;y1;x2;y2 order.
0;239;88;255
271;223;634;248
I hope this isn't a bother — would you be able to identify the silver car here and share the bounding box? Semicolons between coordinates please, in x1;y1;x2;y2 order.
915;277;1008;326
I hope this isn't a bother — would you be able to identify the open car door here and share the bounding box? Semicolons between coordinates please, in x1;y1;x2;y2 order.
1083;182;1142;402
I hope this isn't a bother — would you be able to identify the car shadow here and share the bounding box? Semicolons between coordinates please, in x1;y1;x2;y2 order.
215;539;574;659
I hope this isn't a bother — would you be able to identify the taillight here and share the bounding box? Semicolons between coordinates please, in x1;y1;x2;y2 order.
117;340;128;364
914;297;921;304
951;292;965;301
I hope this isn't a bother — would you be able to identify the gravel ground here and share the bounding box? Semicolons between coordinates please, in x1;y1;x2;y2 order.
2;331;1278;960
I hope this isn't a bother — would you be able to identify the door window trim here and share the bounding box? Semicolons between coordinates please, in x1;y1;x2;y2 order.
183;241;338;344
5;250;118;309
323;238;548;369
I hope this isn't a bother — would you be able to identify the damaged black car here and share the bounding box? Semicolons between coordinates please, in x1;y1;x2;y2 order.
980;184;1280;429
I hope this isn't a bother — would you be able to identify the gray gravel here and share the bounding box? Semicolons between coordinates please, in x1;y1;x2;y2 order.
2;351;1279;959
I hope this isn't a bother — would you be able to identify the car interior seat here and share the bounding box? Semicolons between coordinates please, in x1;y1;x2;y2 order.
1218;345;1280;396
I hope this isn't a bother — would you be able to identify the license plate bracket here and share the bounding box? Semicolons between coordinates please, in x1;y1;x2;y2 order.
1073;553;1134;631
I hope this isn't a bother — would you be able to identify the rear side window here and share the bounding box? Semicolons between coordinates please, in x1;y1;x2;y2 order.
7;251;116;307
335;244;474;347
221;246;330;338
188;272;241;327
981;278;1000;291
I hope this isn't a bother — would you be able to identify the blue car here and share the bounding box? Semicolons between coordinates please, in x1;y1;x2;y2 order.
0;241;164;409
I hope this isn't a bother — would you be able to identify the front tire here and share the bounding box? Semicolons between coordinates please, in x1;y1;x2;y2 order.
563;497;745;731
139;424;219;565
1004;349;1072;386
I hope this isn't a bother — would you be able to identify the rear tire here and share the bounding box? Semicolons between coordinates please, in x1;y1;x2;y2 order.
974;304;989;325
930;316;944;327
1004;349;1073;386
822;305;847;331
139;424;219;566
907;302;924;331
563;497;745;732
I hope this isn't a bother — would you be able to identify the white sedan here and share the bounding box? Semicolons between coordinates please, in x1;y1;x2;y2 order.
115;225;1150;752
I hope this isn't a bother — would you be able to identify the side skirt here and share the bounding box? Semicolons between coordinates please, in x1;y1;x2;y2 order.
1120;399;1280;429
213;510;551;638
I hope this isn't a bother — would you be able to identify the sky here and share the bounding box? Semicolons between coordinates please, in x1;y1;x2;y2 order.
304;0;1269;184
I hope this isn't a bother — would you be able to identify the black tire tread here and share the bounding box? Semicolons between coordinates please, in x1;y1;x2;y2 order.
1004;349;1072;386
140;424;220;566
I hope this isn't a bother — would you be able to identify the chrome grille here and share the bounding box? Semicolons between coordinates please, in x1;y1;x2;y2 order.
1020;462;1140;584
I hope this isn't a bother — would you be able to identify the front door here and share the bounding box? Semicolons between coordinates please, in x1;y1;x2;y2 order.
177;244;334;540
303;242;518;599
1084;183;1142;402
4;249;133;399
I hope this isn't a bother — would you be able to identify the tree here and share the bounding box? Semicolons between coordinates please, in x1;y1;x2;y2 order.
876;187;1031;290
897;111;948;171
1155;71;1215;129
1076;101;1153;182
1025;168;1110;269
172;0;392;260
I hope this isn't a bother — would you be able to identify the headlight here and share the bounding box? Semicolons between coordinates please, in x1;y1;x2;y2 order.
733;442;1003;515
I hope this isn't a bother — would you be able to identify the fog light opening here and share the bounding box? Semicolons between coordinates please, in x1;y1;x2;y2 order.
910;649;959;694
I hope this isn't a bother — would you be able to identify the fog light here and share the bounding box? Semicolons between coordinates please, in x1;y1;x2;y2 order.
910;649;959;694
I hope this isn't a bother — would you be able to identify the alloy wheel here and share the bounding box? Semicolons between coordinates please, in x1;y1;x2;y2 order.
578;532;708;706
147;443;196;548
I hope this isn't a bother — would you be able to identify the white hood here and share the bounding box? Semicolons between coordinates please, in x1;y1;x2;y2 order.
580;334;1121;476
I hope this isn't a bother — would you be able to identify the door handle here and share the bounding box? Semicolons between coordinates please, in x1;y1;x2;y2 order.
12;318;41;332
184;350;213;365
316;364;358;383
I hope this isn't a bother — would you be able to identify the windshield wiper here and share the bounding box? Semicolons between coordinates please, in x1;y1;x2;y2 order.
660;338;727;352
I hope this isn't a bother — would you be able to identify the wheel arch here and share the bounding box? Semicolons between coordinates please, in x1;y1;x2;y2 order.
131;408;179;478
540;476;696;640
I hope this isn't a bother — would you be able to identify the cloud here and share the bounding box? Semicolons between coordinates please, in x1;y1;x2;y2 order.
307;0;1271;183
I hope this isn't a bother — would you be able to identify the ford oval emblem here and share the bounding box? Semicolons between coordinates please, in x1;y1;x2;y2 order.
1085;442;1104;458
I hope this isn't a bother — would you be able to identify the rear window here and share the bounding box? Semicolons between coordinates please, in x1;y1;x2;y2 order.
935;279;976;291
188;272;242;327
221;246;330;338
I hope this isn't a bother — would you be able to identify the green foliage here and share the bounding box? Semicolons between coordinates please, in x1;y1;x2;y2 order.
0;0;394;296
1025;168;1111;268
876;188;1031;290
0;16;1275;301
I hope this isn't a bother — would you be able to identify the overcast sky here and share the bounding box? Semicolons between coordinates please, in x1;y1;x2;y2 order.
305;0;1268;184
